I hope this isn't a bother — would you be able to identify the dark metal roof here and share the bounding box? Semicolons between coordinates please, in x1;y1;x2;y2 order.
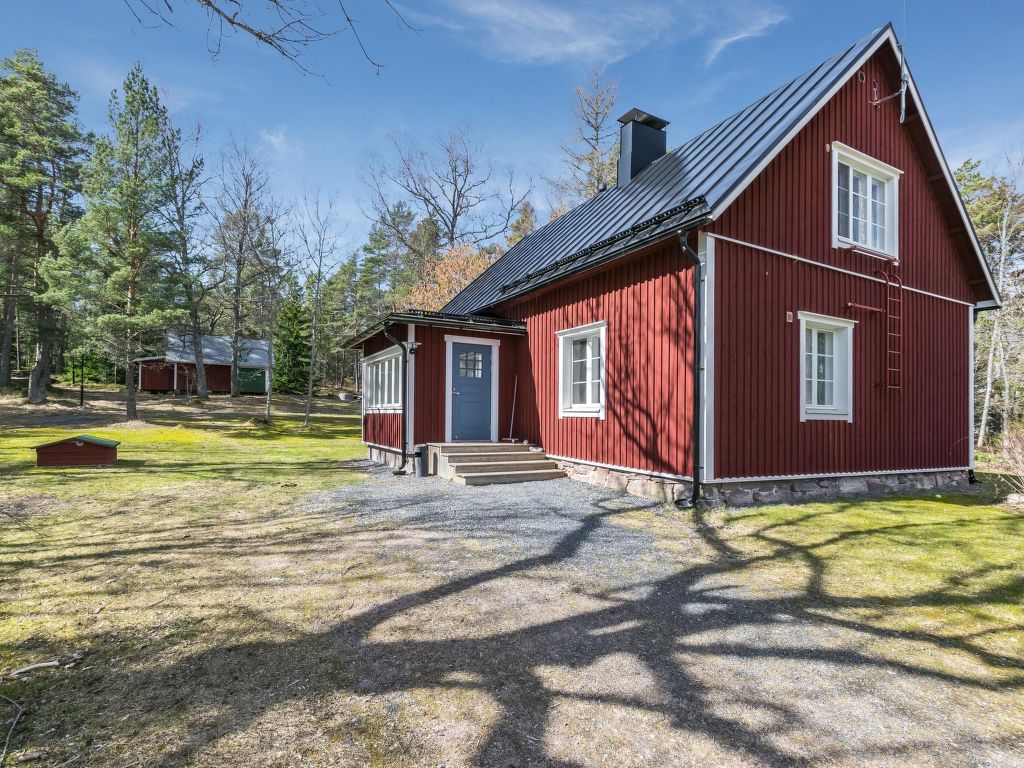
444;25;892;315
34;434;121;450
166;333;270;368
344;310;527;348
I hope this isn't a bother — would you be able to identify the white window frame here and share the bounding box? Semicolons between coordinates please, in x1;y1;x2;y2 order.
556;320;607;419
362;345;402;413
831;141;902;261
799;312;855;423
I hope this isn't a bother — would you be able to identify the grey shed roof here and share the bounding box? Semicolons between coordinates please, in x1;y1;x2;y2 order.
444;25;895;315
166;333;270;368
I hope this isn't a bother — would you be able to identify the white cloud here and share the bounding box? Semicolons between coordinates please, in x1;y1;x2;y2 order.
404;0;786;67
259;127;304;159
703;8;787;66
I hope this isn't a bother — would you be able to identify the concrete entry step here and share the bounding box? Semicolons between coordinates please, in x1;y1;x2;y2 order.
428;441;565;485
448;459;561;474
456;469;566;486
429;442;536;454
444;451;542;464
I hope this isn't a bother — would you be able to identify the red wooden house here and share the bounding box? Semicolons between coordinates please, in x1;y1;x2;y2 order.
136;333;270;395
347;25;999;506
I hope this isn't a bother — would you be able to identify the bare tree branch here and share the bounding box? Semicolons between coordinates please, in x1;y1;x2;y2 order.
123;0;418;74
366;126;532;252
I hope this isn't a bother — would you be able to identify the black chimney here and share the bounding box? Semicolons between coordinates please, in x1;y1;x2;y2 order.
617;108;670;186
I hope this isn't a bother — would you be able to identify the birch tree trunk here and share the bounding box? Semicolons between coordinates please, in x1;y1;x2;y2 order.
998;330;1012;450
977;316;999;448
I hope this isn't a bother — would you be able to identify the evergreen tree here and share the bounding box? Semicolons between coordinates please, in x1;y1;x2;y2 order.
0;50;89;398
273;295;310;394
57;64;180;420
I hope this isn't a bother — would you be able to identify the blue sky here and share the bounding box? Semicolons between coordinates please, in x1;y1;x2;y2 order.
2;1;1021;247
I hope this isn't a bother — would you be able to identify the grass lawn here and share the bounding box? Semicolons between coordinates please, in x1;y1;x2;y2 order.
1;388;1022;766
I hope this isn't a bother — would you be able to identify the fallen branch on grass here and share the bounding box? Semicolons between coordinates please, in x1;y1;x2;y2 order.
0;694;24;764
4;652;86;680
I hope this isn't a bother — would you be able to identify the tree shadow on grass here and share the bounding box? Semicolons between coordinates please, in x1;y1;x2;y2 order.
35;485;1018;767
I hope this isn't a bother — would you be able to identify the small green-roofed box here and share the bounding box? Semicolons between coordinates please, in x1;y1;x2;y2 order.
33;434;120;467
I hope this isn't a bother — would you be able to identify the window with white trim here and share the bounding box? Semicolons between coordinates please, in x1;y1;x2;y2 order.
557;321;606;418
832;142;901;259
363;348;402;411
799;312;855;422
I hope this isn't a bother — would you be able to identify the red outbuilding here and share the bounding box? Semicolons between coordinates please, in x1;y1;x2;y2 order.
34;435;120;468
346;25;999;506
136;333;270;395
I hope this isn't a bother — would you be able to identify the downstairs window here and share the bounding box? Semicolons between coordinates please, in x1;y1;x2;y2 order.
799;312;855;422
557;321;606;418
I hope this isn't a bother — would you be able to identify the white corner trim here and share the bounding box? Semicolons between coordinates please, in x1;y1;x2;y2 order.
798;311;855;423
555;320;607;420
444;334;500;442
406;324;415;452
968;306;975;470
173;362;178;391
699;231;715;483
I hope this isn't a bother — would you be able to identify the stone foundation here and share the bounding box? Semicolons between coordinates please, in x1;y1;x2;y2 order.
367;444;404;468
555;459;693;504
554;456;971;507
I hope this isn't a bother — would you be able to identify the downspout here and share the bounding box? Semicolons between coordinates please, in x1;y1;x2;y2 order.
676;230;704;509
381;325;410;475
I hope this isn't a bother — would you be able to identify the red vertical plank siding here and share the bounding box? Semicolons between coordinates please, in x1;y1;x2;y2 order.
411;325;521;444
140;361;173;391
496;238;695;477
710;49;974;479
363;325;521;449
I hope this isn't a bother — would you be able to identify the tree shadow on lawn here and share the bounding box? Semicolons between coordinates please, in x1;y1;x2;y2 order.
27;490;1024;766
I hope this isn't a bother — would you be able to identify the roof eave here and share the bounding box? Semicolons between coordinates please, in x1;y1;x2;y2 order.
344;311;527;349
481;209;714;311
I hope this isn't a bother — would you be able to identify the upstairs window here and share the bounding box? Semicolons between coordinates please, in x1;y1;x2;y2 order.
799;312;855;422
832;142;901;260
557;321;606;418
363;348;402;411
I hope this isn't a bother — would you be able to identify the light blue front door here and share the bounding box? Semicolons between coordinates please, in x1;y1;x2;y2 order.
451;342;492;441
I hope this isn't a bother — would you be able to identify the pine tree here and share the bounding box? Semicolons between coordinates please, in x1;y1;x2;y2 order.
273;296;311;395
59;64;181;420
0;50;89;398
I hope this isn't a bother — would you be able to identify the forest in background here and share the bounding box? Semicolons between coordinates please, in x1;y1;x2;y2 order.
1;47;1021;448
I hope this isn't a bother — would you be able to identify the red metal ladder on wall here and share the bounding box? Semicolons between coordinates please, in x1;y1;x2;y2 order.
874;269;904;390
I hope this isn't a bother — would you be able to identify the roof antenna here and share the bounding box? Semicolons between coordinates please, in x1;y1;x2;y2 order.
898;0;908;123
869;11;909;121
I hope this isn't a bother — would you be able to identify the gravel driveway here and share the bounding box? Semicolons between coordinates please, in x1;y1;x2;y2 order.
301;463;1020;768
